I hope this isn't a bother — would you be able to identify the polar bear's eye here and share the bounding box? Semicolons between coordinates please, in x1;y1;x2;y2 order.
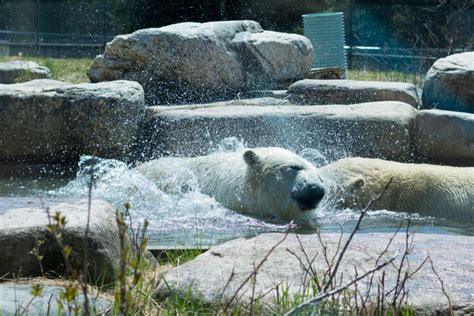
289;165;303;171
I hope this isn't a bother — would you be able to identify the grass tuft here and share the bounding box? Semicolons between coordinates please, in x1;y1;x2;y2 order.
0;55;425;86
0;56;92;83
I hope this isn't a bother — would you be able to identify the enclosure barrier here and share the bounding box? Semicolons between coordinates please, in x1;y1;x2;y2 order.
303;12;347;72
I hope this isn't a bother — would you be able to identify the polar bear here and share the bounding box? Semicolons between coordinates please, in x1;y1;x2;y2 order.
134;147;325;221
320;158;474;223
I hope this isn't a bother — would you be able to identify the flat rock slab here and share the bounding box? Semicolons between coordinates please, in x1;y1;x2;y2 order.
0;282;111;315
88;20;312;104
0;199;120;283
0;61;51;84
239;91;288;99
422;52;474;113
156;232;474;314
172;97;291;108
0;79;145;162
141;101;416;162
414;109;474;165
288;79;420;107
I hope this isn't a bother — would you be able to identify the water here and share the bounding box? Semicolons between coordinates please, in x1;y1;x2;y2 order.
1;140;473;247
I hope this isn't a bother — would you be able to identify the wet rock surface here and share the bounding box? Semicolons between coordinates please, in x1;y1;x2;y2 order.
0;61;51;84
88;20;312;104
0;79;145;162
414;110;474;166
0;199;121;283
141;101;416;162
156;232;474;314
0;282;111;315
239;90;288;99
288;79;420;107
422;52;474;113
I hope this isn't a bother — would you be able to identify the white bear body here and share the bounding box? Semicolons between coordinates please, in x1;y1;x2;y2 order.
320;157;474;223
135;147;325;221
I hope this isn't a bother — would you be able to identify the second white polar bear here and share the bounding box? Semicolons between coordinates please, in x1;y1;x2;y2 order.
135;147;326;221
320;157;474;223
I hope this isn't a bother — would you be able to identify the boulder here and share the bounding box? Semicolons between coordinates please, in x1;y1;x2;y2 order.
288;79;420;107
140;101;416;162
0;282;111;315
0;199;121;283
0;61;51;84
414;109;474;166
156;232;474;314
422;52;474;113
0;79;145;163
88;20;313;104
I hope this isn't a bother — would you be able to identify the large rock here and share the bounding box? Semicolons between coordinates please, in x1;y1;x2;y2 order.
0;199;121;283
0;282;111;315
0;61;51;84
156;232;474;314
170;97;291;108
422;52;474;113
88;20;313;104
140;101;417;162
0;79;145;162
288;79;420;107
414;109;474;165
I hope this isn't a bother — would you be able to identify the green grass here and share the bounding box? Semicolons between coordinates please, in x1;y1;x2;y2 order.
348;69;424;87
0;56;92;83
0;56;424;87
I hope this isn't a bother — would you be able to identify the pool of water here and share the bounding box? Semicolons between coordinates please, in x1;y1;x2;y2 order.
1;145;473;247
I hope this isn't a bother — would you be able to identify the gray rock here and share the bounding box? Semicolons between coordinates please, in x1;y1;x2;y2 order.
414;109;474;165
422;52;474;113
239;90;288;99
0;61;51;84
88;20;312;104
288;79;420;107
0;282;111;315
0;199;121;283
140;101;416;162
156;232;474;314
0;79;145;162
166;97;291;108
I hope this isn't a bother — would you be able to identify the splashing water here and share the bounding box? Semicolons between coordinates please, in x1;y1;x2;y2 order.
210;136;247;153
46;138;465;247
48;142;291;246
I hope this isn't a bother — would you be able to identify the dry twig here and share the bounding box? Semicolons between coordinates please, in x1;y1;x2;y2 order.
223;222;294;313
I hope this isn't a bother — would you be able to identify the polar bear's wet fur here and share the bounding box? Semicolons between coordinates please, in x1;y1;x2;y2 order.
135;147;473;223
320;157;474;223
135;147;325;221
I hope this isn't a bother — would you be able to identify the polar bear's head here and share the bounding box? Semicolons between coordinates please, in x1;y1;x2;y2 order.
243;147;325;220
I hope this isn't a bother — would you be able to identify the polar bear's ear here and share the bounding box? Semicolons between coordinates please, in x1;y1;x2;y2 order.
349;176;365;193
243;150;259;168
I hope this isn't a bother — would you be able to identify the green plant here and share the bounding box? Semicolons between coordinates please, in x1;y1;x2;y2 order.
29;238;45;277
0;56;92;83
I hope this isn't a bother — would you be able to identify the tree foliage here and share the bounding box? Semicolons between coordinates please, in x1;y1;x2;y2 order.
0;0;471;50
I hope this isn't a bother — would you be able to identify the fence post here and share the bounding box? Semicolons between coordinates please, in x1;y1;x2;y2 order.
347;0;353;71
35;0;40;56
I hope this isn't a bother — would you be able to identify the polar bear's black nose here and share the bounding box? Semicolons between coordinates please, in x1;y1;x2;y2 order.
292;183;325;211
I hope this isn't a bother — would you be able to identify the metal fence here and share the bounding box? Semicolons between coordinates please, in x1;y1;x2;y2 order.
346;46;468;73
0;30;114;58
0;29;468;73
